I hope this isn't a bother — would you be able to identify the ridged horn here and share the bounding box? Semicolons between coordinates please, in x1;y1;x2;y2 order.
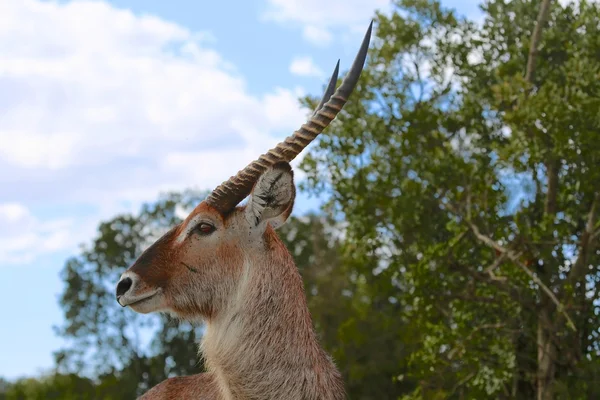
206;20;373;213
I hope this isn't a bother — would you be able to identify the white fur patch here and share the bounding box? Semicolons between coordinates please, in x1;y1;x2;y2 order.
245;168;294;229
175;215;201;244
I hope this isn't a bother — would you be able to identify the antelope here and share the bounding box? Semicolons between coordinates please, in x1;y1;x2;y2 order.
115;21;373;400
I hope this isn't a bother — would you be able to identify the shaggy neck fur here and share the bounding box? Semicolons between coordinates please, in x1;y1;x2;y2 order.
200;228;345;400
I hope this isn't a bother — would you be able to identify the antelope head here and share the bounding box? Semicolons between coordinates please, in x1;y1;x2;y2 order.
115;22;372;322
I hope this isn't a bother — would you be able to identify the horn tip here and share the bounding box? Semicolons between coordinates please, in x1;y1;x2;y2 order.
335;20;373;98
313;58;341;115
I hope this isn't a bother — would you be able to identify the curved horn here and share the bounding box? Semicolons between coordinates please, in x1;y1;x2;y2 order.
206;20;373;213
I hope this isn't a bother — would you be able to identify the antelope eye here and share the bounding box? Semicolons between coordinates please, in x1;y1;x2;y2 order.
195;222;215;235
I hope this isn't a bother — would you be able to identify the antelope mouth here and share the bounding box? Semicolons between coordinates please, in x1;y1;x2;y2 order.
118;290;161;308
127;294;156;307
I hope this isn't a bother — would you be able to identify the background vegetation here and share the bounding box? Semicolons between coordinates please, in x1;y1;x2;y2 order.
2;0;599;398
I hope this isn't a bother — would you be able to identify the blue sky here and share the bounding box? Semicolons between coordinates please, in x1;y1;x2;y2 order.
0;0;483;379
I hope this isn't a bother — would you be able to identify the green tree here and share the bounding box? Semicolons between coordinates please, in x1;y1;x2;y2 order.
299;0;600;398
0;377;9;400
4;374;95;400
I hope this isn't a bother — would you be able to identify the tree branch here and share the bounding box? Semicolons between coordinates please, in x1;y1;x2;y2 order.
444;203;577;332
565;193;599;291
448;371;476;397
448;323;507;360
485;252;511;282
449;259;531;308
591;217;600;241
470;218;575;331
525;0;553;83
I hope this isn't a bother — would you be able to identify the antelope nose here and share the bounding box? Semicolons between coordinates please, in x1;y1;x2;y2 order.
116;277;133;298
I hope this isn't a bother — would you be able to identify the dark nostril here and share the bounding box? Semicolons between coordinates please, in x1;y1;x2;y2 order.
116;277;133;298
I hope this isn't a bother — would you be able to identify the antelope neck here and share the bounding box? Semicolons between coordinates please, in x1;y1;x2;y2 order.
201;230;344;400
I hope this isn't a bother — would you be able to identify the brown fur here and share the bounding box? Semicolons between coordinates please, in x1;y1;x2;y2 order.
200;226;345;400
139;373;219;399
117;165;345;399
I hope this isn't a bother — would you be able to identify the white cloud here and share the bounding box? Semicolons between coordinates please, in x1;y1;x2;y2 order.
262;0;388;46
0;203;73;264
0;203;29;223
263;86;308;127
289;56;323;77
302;26;332;47
0;0;312;265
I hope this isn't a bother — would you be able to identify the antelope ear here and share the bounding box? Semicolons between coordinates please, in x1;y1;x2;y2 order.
245;162;296;230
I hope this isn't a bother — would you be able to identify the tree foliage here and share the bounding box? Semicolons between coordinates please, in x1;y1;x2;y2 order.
299;0;600;398
3;374;95;400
